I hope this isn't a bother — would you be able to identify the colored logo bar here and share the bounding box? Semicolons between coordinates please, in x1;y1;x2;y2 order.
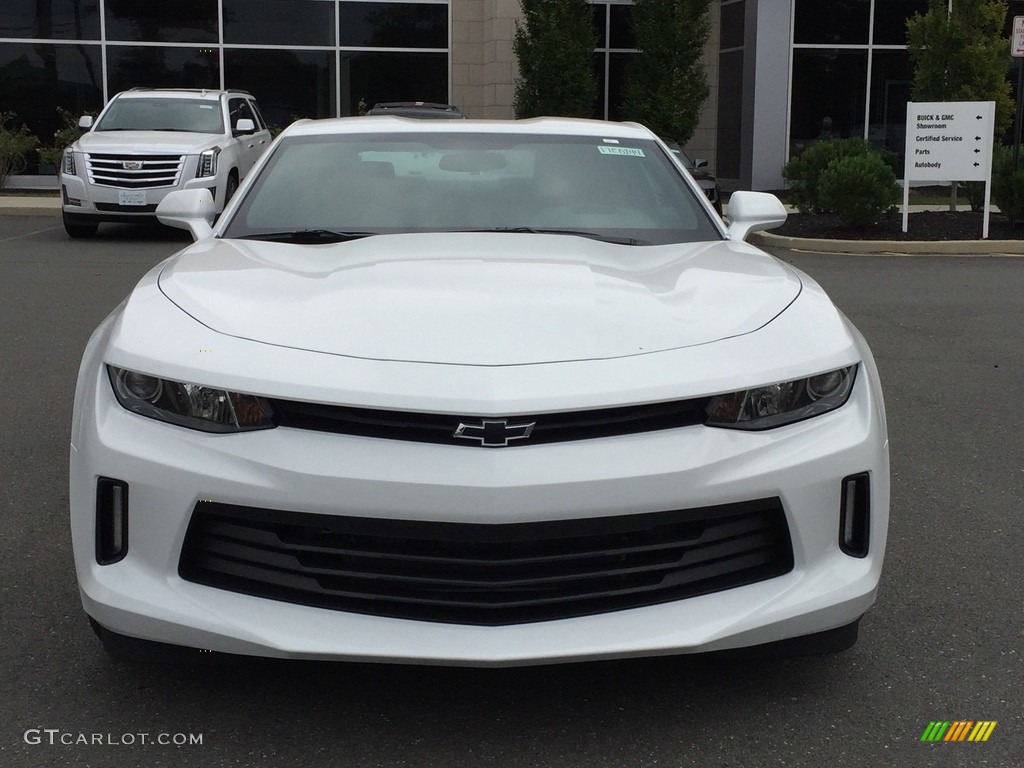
921;721;997;742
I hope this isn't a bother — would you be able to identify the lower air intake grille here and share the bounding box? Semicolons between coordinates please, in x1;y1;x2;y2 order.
179;498;794;625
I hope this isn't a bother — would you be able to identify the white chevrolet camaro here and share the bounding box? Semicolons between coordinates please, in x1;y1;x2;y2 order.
70;117;889;665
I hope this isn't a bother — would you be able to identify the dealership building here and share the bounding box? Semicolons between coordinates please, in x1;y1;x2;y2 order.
2;0;1022;190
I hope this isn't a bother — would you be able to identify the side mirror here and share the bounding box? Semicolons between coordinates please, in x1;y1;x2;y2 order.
79;115;94;130
725;191;787;242
692;158;709;170
156;189;216;241
234;118;255;135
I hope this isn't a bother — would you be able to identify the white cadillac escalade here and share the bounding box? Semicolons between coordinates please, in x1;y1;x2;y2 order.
59;88;271;238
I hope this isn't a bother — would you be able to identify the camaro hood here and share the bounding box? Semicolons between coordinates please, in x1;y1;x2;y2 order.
76;130;221;155
157;233;801;366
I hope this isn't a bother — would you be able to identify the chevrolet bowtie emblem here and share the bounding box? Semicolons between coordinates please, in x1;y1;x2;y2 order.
453;418;536;447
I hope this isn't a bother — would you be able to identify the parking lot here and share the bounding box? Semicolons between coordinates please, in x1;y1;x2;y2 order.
1;210;1021;767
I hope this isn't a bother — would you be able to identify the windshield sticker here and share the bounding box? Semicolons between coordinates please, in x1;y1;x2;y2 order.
598;146;645;157
601;138;620;144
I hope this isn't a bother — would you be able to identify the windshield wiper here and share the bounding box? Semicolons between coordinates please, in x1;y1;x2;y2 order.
466;227;645;246
236;229;376;244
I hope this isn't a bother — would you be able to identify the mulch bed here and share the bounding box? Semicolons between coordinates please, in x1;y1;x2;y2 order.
773;210;1024;241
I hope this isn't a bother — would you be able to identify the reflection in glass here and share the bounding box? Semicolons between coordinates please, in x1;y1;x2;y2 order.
340;52;447;115
867;50;913;166
338;3;447;48
104;0;217;43
225;49;335;128
873;0;928;45
107;46;219;92
790;49;868;155
794;0;869;45
0;42;103;171
224;0;335;46
0;0;101;40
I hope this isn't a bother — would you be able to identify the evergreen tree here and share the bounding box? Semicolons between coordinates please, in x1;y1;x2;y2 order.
622;0;712;143
513;0;598;118
907;0;1014;136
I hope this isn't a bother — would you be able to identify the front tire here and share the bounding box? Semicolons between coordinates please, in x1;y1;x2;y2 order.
63;209;98;238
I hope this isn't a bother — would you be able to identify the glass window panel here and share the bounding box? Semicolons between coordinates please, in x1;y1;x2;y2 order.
873;0;928;45
794;0;869;45
0;0;101;40
607;51;635;121
593;52;606;118
340;51;447;115
720;1;745;50
104;0;217;43
106;46;220;93
592;4;607;49
609;4;635;49
338;3;448;48
0;42;103;172
789;48;868;155
868;49;913;169
223;0;335;46
225;49;335;129
716;48;743;178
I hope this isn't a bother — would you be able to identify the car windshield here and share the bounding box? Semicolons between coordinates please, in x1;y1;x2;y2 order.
95;98;224;134
222;132;722;245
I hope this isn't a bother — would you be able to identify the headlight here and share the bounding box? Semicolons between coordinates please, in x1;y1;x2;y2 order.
197;148;220;178
107;366;273;433
62;149;75;175
705;365;857;430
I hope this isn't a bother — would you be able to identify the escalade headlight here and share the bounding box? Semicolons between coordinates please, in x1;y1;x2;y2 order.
107;366;273;433
62;149;76;176
705;365;857;430
197;148;220;178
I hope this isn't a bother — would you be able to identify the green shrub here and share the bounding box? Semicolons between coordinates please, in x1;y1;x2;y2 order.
37;107;94;169
990;144;1024;226
0;112;39;190
783;137;877;213
817;153;902;227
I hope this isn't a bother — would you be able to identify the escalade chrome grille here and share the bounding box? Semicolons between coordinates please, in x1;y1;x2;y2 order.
179;498;795;625
85;153;185;189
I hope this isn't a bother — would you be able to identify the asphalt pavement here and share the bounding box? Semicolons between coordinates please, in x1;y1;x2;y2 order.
0;209;1021;768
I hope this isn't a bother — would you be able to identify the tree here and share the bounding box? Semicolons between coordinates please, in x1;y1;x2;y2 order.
513;0;598;118
621;0;712;144
906;0;1014;137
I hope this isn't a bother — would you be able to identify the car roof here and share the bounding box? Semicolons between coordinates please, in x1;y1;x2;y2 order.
365;102;465;119
115;88;249;101
284;116;657;140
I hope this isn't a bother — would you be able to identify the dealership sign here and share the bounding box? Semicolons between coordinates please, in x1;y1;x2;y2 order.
902;101;995;237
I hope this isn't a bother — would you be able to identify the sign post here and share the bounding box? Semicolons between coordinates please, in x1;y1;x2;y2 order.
1012;16;1024;167
902;101;995;238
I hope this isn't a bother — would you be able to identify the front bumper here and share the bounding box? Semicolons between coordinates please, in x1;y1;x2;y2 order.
70;353;889;666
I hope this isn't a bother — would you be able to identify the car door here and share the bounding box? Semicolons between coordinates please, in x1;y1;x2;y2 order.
228;97;269;178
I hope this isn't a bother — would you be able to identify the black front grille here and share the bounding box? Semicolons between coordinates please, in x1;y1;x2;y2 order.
267;397;712;447
179;499;794;625
95;202;159;213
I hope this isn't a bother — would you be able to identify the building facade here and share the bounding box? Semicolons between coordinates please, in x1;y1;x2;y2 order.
1;0;1021;189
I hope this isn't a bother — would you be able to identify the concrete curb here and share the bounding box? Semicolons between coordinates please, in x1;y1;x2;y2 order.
749;230;1024;256
0;195;61;216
